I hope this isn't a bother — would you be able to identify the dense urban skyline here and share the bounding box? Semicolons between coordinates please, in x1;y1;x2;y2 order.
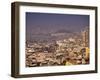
26;12;90;67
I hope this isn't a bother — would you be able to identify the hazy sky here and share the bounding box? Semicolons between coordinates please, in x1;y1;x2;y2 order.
26;12;89;35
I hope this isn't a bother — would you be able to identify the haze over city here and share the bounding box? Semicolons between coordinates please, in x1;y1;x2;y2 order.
26;12;89;41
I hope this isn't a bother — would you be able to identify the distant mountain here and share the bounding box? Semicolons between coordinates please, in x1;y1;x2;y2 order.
26;29;82;42
54;29;73;34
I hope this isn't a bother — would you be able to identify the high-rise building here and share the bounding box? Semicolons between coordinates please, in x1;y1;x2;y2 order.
82;28;89;47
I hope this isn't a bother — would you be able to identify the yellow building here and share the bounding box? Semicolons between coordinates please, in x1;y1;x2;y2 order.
85;47;90;60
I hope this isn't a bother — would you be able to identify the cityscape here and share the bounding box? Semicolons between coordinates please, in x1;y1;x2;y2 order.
25;12;90;67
